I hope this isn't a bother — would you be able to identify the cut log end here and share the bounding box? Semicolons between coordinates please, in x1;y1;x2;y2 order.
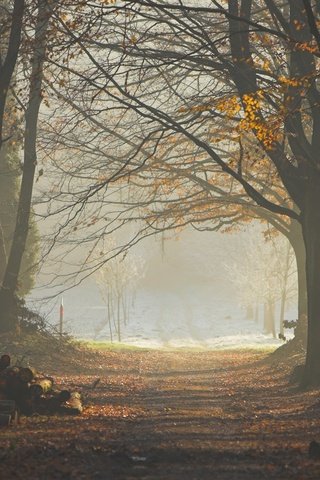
0;413;12;427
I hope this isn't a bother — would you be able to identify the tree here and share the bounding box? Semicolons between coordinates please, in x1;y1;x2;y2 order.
0;0;24;149
95;237;145;342
0;140;39;296
226;231;297;338
41;98;308;340
0;0;137;332
0;0;54;331
54;0;320;385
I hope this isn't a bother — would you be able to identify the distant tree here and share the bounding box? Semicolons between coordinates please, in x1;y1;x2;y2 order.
226;231;297;338
95;238;144;342
0;141;39;296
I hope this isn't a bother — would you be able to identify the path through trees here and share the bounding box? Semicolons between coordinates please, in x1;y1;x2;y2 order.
1;348;319;479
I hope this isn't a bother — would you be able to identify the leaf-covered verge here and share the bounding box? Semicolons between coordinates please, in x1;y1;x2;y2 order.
0;338;319;479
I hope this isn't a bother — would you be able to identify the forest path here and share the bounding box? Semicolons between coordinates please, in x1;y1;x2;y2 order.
1;349;320;479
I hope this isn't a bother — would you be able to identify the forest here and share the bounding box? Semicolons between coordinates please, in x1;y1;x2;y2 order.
1;1;320;478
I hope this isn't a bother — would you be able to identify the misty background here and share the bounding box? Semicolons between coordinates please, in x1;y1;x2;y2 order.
27;223;297;348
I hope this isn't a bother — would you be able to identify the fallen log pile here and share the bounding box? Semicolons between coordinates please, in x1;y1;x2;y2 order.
0;354;83;426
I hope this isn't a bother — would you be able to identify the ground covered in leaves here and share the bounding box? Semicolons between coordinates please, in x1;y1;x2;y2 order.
0;338;320;479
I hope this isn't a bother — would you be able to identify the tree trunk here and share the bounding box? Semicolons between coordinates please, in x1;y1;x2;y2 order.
279;291;285;337
301;182;320;386
269;300;276;339
0;1;51;332
107;288;113;343
288;219;307;318
246;304;254;320
264;299;276;338
279;241;291;336
122;293;128;326
0;0;24;150
0;221;7;279
117;294;121;342
263;303;268;333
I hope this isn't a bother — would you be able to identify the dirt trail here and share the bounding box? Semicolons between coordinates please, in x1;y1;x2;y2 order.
1;349;320;479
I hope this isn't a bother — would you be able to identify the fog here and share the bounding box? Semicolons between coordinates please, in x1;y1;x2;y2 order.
28;224;297;349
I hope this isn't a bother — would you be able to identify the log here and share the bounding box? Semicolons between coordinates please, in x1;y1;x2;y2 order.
1;367;35;403
0;376;7;392
57;390;71;403
67;392;83;413
6;376;29;399
0;354;10;371
0;354;81;419
29;383;43;398
0;400;16;414
1;366;36;383
60;392;83;415
0;400;18;424
19;367;36;383
30;378;53;395
33;390;71;415
5;366;20;377
18;397;35;416
0;413;12;427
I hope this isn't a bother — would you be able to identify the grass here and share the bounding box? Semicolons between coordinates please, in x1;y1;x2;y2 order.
81;340;278;354
81;340;150;351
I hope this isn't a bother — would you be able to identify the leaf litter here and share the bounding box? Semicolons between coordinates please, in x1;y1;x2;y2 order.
0;344;320;479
